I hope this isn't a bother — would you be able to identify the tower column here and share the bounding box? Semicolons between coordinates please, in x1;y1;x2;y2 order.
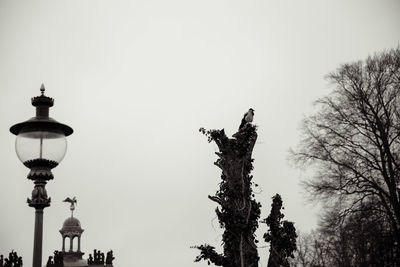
78;236;81;252
69;237;73;252
62;236;65;252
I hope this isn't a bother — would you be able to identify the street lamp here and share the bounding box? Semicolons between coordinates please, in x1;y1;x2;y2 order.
10;84;73;267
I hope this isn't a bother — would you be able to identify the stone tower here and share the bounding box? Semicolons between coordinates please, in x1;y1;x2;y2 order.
45;198;114;267
59;198;87;267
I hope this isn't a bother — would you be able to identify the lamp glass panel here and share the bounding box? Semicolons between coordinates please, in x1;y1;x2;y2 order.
15;130;67;164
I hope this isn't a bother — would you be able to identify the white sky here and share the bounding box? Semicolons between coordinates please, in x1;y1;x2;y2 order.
0;1;399;267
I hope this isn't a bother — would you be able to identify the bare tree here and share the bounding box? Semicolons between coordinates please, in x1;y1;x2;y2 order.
291;201;398;267
291;47;400;253
290;230;332;267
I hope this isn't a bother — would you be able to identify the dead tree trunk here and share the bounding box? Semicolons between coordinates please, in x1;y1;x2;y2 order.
195;124;261;267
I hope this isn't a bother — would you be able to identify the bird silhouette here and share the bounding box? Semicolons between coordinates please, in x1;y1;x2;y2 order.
239;108;255;130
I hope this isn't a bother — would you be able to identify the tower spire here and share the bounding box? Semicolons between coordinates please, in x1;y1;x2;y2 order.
63;197;77;217
40;83;45;95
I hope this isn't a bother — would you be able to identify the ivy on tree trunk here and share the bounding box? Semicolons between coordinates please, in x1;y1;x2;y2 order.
263;194;297;267
195;124;261;267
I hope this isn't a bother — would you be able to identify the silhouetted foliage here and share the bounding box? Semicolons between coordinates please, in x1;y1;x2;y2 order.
0;251;23;267
289;230;328;267
322;201;399;267
263;194;297;267
291;200;399;267
291;47;400;254
46;251;63;267
195;124;261;267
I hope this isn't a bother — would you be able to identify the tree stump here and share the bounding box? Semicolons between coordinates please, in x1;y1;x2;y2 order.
196;124;261;267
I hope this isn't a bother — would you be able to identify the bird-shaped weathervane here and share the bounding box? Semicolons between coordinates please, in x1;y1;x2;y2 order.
63;197;77;217
239;108;255;130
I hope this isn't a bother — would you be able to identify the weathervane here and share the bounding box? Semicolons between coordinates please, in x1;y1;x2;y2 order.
63;197;77;217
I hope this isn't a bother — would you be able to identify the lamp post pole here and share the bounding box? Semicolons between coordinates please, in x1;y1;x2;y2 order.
32;209;44;267
29;175;51;267
10;85;73;267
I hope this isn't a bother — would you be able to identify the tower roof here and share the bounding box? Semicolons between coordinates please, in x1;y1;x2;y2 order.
60;216;84;236
60;197;83;236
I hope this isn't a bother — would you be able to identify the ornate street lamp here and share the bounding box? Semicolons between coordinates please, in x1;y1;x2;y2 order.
10;84;73;267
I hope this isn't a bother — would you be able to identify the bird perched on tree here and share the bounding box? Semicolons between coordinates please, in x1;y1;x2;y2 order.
239;108;255;130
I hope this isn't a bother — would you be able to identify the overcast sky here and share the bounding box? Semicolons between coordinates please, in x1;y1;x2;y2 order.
0;1;399;267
